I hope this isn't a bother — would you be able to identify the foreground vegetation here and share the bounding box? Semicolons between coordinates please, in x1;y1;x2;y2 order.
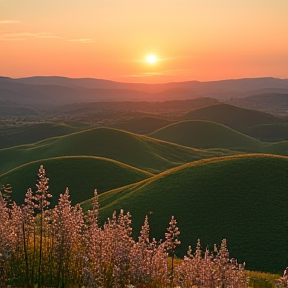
247;271;282;288
0;165;250;287
2;154;288;274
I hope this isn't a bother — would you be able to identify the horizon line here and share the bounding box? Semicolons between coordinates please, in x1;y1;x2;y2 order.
1;75;288;85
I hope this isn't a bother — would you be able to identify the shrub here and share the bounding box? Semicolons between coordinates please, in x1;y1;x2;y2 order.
0;165;248;288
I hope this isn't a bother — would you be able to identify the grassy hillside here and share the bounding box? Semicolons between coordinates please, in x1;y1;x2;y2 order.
83;154;288;273
0;122;78;149
0;156;153;206
0;127;229;175
248;123;288;141
112;116;174;134
262;140;288;155
150;120;262;151
183;103;281;133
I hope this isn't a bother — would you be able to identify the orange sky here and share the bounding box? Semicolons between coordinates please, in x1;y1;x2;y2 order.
1;0;288;83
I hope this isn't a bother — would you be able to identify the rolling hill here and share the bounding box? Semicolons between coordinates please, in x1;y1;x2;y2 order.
248;123;288;141
150;120;262;151
183;103;282;133
82;154;288;273
57;98;219;115
0;122;78;149
111;116;175;134
0;127;229;175
0;156;153;206
262;140;288;155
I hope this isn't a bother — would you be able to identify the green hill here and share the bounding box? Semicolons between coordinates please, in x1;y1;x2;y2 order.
82;154;288;273
263;140;288;155
111;116;174;134
248;123;288;141
0;156;153;206
150;120;262;151
0;122;78;149
0;127;229;175
183;103;281;133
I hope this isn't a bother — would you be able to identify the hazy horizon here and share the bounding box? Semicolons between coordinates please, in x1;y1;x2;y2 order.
2;75;288;85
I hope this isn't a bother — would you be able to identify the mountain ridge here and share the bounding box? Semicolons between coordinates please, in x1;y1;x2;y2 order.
1;76;288;105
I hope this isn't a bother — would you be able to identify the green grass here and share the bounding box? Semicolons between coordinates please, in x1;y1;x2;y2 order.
0;156;153;206
183;103;281;133
150;120;263;151
0;122;78;149
112;115;174;134
262;140;288;155
247;271;281;288
82;154;288;273
248;123;288;141
149;120;288;155
0;127;233;175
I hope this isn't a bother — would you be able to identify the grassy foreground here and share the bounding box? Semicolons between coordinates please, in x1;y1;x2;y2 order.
0;166;248;287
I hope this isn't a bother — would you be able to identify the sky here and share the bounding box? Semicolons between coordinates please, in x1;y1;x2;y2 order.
1;0;288;83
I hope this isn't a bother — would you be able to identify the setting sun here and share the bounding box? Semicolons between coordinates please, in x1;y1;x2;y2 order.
146;55;157;64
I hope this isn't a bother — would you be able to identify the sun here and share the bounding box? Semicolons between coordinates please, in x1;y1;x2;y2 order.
146;55;157;64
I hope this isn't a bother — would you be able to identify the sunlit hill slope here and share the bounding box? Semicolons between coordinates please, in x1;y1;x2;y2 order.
0;127;228;175
183;103;282;133
0;122;78;149
82;154;288;273
112;116;174;135
248;123;288;141
0;156;152;206
150;120;262;151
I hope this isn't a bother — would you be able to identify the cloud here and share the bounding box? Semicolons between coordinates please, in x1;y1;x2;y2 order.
67;38;93;43
0;32;25;41
0;32;62;41
132;73;166;77
0;31;93;43
0;20;21;24
36;33;63;39
122;69;194;78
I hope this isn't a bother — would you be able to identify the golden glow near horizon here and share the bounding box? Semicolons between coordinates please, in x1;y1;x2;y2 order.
0;0;288;83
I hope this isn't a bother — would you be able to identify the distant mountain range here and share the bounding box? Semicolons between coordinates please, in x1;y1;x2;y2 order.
1;76;288;105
